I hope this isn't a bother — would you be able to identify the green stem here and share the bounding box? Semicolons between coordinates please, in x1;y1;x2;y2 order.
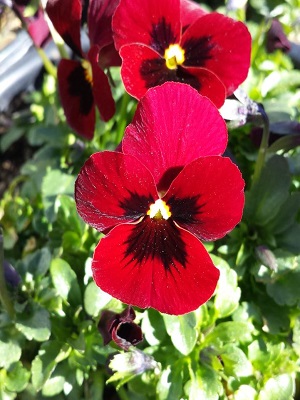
116;92;131;144
251;107;270;186
117;386;131;400
0;228;15;319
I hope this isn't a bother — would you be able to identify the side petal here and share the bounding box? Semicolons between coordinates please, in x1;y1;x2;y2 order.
180;0;207;30
92;220;220;315
164;156;245;241
123;82;228;191
88;0;120;48
181;13;251;95
57;59;95;139
46;0;83;56
113;0;181;54
88;46;115;122
75;151;158;232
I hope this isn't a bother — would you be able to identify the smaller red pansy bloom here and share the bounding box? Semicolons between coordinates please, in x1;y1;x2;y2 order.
75;82;245;315
98;306;143;350
46;0;120;139
112;0;251;108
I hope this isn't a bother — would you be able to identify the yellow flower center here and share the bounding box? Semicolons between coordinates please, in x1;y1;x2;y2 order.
164;44;185;70
82;59;93;85
147;199;171;220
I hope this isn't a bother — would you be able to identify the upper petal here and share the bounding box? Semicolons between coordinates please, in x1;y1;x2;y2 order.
112;0;181;54
163;156;245;241
75;151;158;232
181;13;251;95
180;0;207;30
57;59;95;139
46;0;83;56
88;0;120;48
92;220;220;315
123;82;228;191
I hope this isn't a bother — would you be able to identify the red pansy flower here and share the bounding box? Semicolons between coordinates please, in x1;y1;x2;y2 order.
112;0;251;108
75;82;245;315
98;306;143;350
46;0;120;139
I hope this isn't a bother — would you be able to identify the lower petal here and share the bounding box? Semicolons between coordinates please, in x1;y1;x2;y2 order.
92;220;220;315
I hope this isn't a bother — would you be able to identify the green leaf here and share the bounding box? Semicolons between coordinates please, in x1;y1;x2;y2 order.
258;374;295;400
244;155;290;226
157;365;183;400
204;321;253;347
293;316;300;357
54;195;85;236
212;255;241;318
221;344;253;378
261;70;300;96
18;247;51;279
84;281;112;317
42;170;75;222
50;258;82;306
163;312;197;355
5;362;30;392
234;385;257;400
42;375;65;397
0;339;22;369
0;127;24;152
266;257;300;306
267;192;300;235
16;304;51;341
185;365;223;400
276;224;300;254
31;341;68;391
141;309;167;346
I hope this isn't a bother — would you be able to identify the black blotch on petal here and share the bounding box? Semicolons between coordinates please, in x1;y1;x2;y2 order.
167;195;205;225
119;191;155;218
67;64;94;115
150;17;178;55
183;35;214;67
123;218;187;272
140;58;200;91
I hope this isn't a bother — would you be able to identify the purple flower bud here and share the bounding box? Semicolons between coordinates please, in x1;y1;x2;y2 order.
3;260;21;288
255;246;278;271
266;19;291;53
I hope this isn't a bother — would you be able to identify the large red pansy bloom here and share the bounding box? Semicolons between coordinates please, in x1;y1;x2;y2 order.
75;83;245;315
46;0;120;139
112;0;251;108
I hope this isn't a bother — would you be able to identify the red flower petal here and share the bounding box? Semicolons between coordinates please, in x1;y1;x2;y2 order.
88;46;115;122
182;66;226;108
181;13;251;95
88;0;120;49
75;151;158;232
123;82;228;191
164;156;245;241
57;59;95;139
180;0;207;29
92;220;220;315
46;0;83;56
113;0;181;52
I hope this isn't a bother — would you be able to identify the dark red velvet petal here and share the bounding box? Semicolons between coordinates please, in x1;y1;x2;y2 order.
180;0;207;30
92;220;220;315
57;59;95;139
88;0;120;48
113;0;181;53
163;156;245;241
88;46;115;122
98;43;122;69
123;82;228;191
46;0;83;56
181;13;251;95
181;66;226;108
75;151;159;232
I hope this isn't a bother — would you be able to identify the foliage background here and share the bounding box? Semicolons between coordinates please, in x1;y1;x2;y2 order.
0;0;300;399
